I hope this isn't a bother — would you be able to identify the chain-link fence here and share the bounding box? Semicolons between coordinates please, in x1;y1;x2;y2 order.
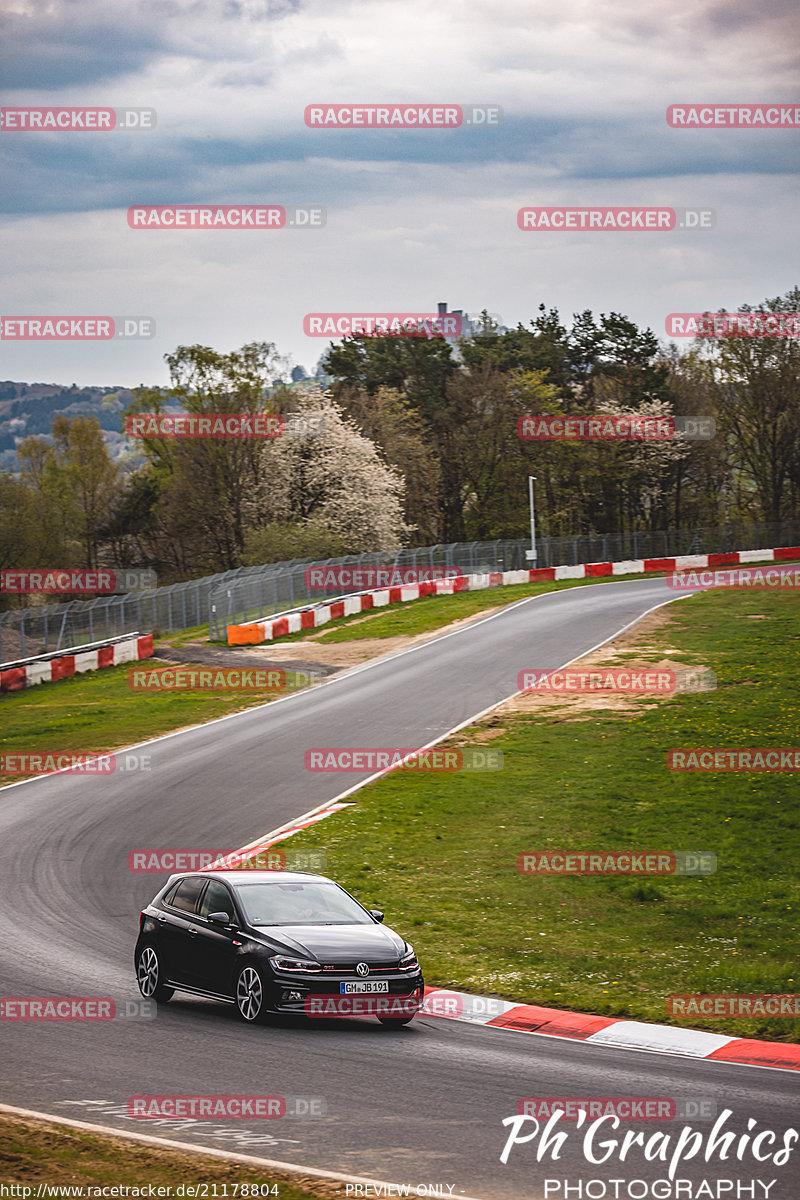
2;520;797;662
206;519;798;640
0;574;219;663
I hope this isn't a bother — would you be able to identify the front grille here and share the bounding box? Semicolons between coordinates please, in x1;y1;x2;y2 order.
321;962;403;975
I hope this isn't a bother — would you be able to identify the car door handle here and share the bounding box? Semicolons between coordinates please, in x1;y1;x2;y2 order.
187;927;198;937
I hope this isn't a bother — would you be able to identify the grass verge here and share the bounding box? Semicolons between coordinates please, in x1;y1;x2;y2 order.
280;587;800;1041
0;664;307;784
0;1112;342;1198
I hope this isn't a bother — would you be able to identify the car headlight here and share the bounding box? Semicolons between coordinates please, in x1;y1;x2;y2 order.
399;948;419;972
269;955;322;973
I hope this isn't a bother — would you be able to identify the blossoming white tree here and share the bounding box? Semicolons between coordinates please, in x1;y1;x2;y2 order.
259;387;409;552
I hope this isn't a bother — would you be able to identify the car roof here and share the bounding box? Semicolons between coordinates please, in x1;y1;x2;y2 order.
164;869;334;888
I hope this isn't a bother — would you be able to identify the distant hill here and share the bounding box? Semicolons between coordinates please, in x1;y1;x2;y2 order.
0;373;327;474
0;381;140;473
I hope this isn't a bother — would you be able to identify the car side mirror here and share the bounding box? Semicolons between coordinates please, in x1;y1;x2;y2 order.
369;909;384;923
207;910;232;925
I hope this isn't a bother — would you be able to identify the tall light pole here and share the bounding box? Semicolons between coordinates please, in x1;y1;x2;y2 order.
526;475;537;565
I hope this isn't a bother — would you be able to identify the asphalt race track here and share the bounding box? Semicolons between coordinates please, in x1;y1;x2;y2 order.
1;577;798;1200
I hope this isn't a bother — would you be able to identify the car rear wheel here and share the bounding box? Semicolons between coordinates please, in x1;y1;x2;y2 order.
136;943;174;1002
236;963;268;1023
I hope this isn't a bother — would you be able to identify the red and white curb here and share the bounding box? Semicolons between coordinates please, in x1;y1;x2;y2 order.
228;545;800;645
204;804;352;870
208;807;800;1076
421;988;800;1072
0;632;154;693
261;803;353;844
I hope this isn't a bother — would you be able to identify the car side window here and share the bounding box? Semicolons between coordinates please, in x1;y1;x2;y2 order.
167;876;206;914
199;880;234;921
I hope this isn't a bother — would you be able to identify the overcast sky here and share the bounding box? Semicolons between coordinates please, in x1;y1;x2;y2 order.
1;0;798;388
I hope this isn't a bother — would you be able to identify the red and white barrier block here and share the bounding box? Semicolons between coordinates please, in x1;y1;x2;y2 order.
422;987;800;1071
228;545;800;645
0;633;154;693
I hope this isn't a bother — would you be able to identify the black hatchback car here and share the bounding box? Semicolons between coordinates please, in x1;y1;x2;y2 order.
134;870;424;1025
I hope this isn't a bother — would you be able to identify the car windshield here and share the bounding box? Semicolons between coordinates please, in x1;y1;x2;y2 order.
234;881;372;926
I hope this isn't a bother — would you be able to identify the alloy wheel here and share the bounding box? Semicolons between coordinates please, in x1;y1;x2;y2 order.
236;965;264;1021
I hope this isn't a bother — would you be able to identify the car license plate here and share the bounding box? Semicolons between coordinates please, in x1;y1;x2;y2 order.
340;980;389;994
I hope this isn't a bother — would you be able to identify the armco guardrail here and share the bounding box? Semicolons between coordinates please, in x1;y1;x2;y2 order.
0;632;154;693
227;546;800;645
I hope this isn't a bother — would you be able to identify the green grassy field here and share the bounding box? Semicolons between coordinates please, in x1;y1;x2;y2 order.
0;663;307;781
278;587;800;1041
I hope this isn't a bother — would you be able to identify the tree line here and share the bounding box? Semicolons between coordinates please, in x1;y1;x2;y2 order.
1;287;797;595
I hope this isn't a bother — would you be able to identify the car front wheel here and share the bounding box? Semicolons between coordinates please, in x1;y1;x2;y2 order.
236;963;268;1023
136;943;174;1002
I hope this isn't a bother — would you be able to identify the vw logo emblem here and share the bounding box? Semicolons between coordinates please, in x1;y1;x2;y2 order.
355;962;370;977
